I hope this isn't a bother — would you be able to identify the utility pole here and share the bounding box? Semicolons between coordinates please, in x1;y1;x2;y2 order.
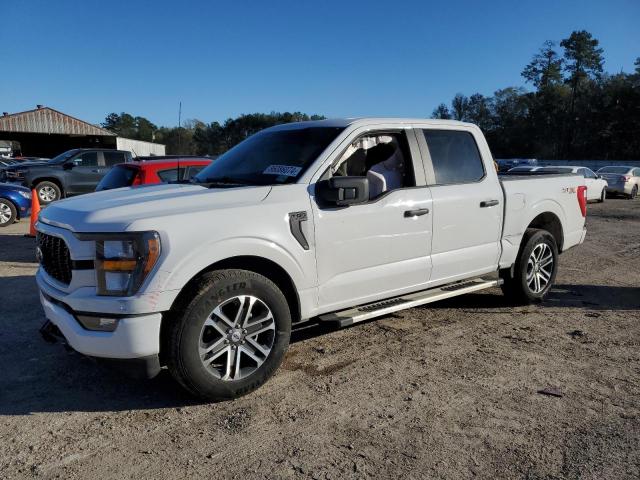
177;101;182;153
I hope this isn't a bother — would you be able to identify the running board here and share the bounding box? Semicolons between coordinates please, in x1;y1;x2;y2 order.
318;277;502;327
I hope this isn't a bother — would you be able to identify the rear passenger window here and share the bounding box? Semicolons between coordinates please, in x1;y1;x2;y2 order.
104;152;125;167
422;130;485;185
157;168;179;182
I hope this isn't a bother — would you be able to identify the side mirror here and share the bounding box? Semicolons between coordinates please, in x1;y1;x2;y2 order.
316;176;369;206
63;161;74;170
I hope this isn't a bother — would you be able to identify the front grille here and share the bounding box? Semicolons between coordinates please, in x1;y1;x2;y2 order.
37;232;72;285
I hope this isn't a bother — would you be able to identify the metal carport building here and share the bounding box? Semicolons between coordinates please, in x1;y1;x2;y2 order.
0;106;165;158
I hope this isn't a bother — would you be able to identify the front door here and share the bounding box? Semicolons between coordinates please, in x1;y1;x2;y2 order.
312;128;433;312
65;151;103;194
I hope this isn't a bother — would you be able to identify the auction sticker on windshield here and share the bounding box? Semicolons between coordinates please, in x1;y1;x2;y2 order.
263;165;302;177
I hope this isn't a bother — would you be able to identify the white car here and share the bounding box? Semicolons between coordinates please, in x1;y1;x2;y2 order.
536;167;607;202
597;166;640;199
509;166;608;202
35;118;588;400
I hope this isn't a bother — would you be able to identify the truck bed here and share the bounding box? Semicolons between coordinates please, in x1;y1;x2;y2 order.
497;171;586;269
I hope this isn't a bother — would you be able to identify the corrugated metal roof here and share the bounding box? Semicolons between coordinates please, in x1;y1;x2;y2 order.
0;107;115;136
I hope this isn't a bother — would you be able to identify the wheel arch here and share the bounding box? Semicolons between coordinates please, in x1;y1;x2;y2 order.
160;255;302;364
31;177;65;196
526;211;564;252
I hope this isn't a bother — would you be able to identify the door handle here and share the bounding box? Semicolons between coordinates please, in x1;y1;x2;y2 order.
480;199;500;208
91;169;100;173
404;208;430;217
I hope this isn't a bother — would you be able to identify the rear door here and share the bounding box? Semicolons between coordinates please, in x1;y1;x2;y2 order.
416;127;503;285
65;151;101;194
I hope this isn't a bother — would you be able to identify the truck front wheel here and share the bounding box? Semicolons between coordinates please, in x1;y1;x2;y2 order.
165;269;291;401
35;181;62;204
500;228;558;304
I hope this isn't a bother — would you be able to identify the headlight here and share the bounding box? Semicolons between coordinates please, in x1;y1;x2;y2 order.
94;231;161;296
18;190;31;199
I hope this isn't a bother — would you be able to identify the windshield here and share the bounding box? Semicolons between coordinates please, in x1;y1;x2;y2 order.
48;149;81;164
193;127;344;186
598;166;631;174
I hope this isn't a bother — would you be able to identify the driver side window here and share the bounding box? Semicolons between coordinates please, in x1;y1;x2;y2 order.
331;131;415;200
72;152;98;167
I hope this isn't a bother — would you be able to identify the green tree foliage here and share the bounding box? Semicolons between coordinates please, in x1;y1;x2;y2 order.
123;112;325;155
431;103;452;119
101;113;158;142
189;112;325;156
432;30;639;160
522;41;563;89
451;94;469;120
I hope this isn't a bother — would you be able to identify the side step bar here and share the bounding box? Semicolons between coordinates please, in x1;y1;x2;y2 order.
318;277;502;327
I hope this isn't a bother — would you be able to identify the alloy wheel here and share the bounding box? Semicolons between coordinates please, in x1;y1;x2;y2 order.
38;186;57;202
199;295;275;381
526;243;553;294
0;203;11;224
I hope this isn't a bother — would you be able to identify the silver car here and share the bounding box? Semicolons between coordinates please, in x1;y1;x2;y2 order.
597;166;640;199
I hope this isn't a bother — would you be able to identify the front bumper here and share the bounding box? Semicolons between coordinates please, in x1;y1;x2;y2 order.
39;290;163;371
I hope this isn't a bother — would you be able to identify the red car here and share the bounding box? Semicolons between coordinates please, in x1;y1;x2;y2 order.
96;157;212;191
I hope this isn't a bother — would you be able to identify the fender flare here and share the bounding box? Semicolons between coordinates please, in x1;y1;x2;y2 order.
157;236;308;295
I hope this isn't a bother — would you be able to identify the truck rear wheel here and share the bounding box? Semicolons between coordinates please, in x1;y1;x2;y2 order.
165;269;291;401
500;228;558;304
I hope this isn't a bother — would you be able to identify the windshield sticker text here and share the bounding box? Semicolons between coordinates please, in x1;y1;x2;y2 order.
263;165;302;177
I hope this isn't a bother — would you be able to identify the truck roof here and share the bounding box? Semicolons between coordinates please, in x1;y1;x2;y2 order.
267;117;472;131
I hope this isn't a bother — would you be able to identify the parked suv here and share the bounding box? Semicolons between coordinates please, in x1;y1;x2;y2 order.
4;148;132;204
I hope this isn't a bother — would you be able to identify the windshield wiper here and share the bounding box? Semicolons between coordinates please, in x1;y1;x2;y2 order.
194;176;263;187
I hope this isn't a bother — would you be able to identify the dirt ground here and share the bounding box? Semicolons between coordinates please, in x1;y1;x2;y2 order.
0;198;639;479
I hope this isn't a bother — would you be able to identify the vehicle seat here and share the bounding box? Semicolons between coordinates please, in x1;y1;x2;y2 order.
365;143;402;199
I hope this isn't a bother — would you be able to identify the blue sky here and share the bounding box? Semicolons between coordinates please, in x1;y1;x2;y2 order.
2;0;638;127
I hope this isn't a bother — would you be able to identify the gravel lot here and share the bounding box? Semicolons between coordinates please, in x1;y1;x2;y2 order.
1;199;639;479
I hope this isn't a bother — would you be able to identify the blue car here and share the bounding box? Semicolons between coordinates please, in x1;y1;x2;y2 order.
0;183;32;227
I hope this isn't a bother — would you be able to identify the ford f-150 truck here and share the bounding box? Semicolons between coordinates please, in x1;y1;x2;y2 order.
35;118;587;400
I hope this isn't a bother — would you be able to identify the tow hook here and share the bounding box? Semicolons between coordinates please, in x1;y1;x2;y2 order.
39;320;69;350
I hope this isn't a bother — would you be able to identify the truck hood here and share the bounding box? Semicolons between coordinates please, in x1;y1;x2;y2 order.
39;183;272;232
5;161;52;170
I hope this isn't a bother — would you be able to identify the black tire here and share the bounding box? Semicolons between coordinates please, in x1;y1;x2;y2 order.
35;181;62;205
165;269;291;401
630;185;638;199
598;188;605;203
0;199;17;227
500;228;558;305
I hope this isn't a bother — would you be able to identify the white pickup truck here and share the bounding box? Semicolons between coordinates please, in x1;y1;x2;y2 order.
36;118;587;400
